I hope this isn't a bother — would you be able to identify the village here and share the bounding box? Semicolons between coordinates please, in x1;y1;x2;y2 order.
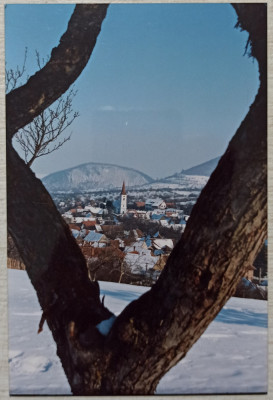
7;179;267;294
50;180;266;295
58;182;189;285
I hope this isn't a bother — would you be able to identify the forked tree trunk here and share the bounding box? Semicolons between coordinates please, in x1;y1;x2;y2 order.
7;3;267;395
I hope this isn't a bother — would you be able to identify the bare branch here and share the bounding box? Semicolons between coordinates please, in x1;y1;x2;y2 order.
5;47;28;93
14;86;79;167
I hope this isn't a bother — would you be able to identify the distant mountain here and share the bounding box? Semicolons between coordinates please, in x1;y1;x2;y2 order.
182;157;220;177
143;174;209;191
142;156;221;191
42;162;154;192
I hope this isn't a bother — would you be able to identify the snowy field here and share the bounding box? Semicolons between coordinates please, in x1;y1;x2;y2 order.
8;269;267;395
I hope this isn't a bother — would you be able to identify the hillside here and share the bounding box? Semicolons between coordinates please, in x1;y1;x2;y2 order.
41;157;221;193
42;162;154;192
182;156;220;176
141;157;220;190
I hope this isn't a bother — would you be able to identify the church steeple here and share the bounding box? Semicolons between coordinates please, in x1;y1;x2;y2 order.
120;181;127;214
121;181;127;195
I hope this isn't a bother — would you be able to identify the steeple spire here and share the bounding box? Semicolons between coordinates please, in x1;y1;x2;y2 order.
121;181;127;195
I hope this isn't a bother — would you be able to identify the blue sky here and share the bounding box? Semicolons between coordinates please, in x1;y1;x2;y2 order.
5;3;259;179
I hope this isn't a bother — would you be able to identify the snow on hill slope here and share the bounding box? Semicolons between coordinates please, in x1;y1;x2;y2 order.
182;156;221;176
144;157;221;190
8;269;267;395
41;157;221;193
42;162;154;192
145;174;209;191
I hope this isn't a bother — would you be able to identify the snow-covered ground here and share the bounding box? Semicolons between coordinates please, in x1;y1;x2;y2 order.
8;269;267;395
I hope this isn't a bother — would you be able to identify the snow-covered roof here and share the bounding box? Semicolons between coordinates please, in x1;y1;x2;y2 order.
146;198;166;207
151;214;166;221
74;217;84;223
71;229;80;239
124;247;158;274
154;249;164;256
84;231;104;243
153;239;174;250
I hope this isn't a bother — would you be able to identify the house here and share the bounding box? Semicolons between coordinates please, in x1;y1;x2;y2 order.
153;254;169;272
81;220;97;230
153;238;174;252
135;201;145;209
151;214;167;222
124;241;158;275
84;231;108;245
101;225;124;236
127;210;138;218
71;229;80;239
166;202;175;208
82;244;124;261
145;198;166;211
64;213;76;224
136;210;148;219
89;207;104;217
95;224;103;232
74;217;85;224
68;224;81;231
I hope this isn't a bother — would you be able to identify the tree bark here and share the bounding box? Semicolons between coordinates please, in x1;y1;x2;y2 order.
7;3;267;395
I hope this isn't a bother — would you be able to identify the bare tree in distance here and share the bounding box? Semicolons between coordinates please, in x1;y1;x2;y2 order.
6;3;267;395
5;47;28;93
7;50;79;167
15;86;79;167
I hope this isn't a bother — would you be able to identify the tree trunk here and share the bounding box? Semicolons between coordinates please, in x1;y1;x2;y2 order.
7;3;267;395
6;4;109;141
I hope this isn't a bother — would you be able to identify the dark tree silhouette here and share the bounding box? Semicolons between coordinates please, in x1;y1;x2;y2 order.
7;3;267;395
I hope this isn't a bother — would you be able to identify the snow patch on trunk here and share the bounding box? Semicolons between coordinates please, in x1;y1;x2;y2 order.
96;315;116;336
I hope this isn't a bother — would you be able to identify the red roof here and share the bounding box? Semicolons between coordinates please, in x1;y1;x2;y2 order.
136;201;145;208
81;244;124;260
69;224;81;231
82;220;96;228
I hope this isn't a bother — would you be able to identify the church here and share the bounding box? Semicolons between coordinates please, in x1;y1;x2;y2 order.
113;182;127;215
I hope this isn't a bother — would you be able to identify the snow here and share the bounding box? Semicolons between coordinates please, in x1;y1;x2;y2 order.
84;231;103;242
142;174;209;191
8;269;267;395
153;238;174;250
96;315;116;336
124;241;158;273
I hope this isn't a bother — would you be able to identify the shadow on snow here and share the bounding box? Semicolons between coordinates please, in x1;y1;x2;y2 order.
215;308;267;328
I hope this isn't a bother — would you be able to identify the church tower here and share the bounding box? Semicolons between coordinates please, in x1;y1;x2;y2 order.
120;181;127;214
